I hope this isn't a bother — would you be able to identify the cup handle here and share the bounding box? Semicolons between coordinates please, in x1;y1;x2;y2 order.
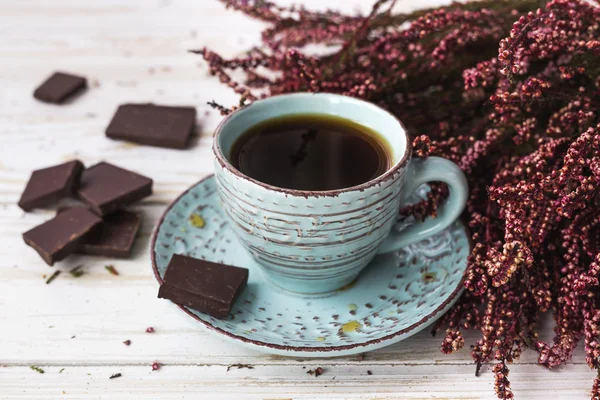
377;156;468;254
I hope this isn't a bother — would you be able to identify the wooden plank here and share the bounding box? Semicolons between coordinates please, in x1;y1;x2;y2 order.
0;0;593;398
0;201;577;368
0;364;594;400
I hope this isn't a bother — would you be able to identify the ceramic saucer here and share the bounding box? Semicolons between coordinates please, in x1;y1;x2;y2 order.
151;175;470;357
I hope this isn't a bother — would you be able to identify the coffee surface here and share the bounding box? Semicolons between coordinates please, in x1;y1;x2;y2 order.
230;114;391;191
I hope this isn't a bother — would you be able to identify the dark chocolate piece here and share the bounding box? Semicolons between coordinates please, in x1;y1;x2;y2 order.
77;162;152;216
105;104;196;149
18;160;84;211
158;254;249;319
33;72;87;104
58;207;142;258
23;207;102;266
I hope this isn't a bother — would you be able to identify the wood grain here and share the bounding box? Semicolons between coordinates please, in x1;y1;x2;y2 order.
0;364;595;400
0;0;593;399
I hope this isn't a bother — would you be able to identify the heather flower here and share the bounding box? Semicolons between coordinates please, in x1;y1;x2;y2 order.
202;0;600;397
441;329;465;354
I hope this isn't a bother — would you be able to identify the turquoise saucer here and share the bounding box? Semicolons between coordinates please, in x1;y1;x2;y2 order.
151;175;469;357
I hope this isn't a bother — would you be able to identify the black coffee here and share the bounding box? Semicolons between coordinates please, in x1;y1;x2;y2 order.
230;113;391;191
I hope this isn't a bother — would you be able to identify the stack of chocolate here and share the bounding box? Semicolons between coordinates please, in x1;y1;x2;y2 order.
29;71;247;319
24;71;199;266
20;161;152;265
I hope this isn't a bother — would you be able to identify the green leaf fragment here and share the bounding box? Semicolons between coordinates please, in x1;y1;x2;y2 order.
189;213;206;228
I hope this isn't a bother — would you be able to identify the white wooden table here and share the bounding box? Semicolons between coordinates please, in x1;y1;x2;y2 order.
0;1;595;398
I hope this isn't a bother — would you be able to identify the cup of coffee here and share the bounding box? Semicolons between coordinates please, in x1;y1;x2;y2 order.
213;93;468;295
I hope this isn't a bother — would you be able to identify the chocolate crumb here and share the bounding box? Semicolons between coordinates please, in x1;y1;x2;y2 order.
367;370;373;375
152;362;161;371
123;340;131;346
145;327;155;333
307;367;324;377
45;270;61;285
105;265;119;276
226;363;254;371
109;373;122;379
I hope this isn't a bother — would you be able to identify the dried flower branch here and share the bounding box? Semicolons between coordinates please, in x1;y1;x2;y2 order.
201;0;600;398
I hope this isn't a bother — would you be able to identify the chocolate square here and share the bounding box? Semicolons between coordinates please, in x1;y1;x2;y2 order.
105;104;196;149
18;160;84;211
33;72;87;104
58;207;142;258
23;207;102;266
158;254;249;319
77;162;153;216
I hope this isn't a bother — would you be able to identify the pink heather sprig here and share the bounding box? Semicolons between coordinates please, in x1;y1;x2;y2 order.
202;0;600;398
441;329;465;354
493;361;514;399
593;374;600;400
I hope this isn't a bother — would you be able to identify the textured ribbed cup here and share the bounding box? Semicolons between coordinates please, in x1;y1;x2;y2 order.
213;93;468;295
212;93;410;295
214;160;407;295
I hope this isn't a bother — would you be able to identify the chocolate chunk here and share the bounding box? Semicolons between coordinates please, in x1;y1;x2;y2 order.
158;254;249;319
106;104;196;149
23;207;102;266
18;160;84;211
77;162;152;216
33;72;87;104
58;207;142;258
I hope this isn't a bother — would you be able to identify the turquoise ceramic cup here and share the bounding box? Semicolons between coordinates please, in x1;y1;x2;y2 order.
213;93;468;295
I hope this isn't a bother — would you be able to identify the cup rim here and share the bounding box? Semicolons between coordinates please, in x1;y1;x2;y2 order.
213;92;412;197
